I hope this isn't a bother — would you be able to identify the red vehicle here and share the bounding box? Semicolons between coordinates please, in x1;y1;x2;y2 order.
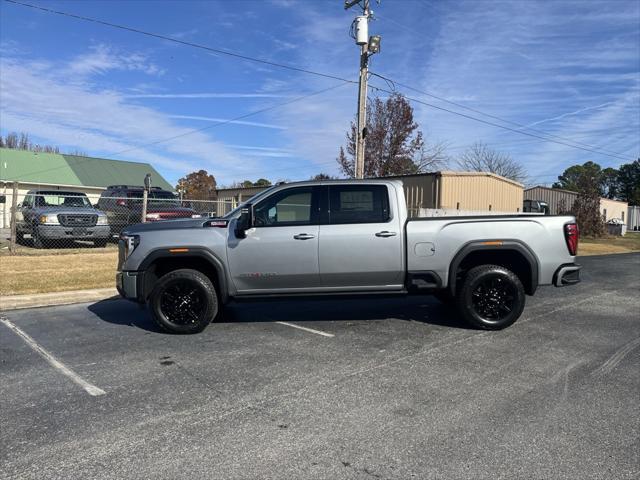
97;185;199;235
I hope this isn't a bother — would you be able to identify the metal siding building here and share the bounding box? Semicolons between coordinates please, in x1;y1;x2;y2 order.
524;186;629;222
599;198;628;222
628;206;640;231
214;186;270;215
524;186;578;215
437;172;523;212
391;172;524;215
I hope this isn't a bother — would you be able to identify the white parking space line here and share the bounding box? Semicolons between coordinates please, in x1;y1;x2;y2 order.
275;321;335;338
1;318;106;396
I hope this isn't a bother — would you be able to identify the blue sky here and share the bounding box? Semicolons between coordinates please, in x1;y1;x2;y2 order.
1;0;638;187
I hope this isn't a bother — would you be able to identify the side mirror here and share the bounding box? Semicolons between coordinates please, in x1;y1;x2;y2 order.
235;204;253;239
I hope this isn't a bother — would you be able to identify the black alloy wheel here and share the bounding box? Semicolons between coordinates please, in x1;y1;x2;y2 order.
150;269;218;334
456;264;525;330
471;275;517;321
160;281;206;325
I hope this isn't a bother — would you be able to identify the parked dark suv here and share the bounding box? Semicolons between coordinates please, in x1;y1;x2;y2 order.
97;185;199;235
16;190;110;248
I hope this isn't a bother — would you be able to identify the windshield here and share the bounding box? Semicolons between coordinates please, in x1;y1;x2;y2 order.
34;192;93;208
222;186;279;219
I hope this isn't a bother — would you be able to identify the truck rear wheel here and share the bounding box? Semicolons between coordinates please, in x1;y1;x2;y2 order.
456;264;525;330
149;269;218;334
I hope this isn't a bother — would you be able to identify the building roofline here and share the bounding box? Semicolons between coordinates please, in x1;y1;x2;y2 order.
0;148;155;168
437;170;524;187
0;180;106;190
524;185;578;195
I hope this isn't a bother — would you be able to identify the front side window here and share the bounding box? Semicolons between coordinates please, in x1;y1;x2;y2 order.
328;185;390;224
254;187;315;227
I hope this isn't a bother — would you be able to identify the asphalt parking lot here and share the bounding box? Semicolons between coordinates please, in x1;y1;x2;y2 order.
1;253;639;480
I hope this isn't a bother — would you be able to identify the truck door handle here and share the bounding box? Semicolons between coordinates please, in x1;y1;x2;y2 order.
293;233;315;240
375;231;397;237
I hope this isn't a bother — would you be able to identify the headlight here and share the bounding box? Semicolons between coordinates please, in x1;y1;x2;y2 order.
191;214;202;218
120;234;140;260
39;214;60;225
97;216;108;225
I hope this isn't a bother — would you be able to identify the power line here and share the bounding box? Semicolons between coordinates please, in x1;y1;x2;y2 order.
368;83;634;162
4;0;357;85
110;82;352;157
8;82;353;180
369;72;633;159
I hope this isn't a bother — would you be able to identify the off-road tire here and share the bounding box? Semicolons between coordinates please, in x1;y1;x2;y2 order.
94;239;108;248
456;264;525;330
149;269;218;334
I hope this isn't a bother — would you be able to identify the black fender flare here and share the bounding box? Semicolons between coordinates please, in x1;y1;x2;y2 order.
448;240;539;296
138;247;230;303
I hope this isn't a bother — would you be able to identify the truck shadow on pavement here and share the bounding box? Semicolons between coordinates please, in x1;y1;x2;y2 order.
88;295;472;333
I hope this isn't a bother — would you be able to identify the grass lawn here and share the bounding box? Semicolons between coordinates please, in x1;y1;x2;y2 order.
580;233;640;256
0;250;117;296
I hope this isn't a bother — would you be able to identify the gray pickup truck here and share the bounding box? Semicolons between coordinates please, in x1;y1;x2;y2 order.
16;190;110;248
117;179;581;333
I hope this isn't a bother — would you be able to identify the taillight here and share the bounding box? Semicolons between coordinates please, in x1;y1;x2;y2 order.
564;223;579;256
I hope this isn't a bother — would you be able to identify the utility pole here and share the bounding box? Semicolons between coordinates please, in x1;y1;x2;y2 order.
345;0;381;179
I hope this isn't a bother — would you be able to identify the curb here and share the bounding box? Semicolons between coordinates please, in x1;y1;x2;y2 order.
0;288;119;312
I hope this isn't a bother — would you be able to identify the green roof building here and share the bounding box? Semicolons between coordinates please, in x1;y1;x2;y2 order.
0;148;174;228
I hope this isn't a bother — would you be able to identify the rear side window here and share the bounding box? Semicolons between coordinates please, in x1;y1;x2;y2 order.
328;185;390;224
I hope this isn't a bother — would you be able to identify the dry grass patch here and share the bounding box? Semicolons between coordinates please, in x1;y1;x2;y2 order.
0;251;117;295
580;234;640;256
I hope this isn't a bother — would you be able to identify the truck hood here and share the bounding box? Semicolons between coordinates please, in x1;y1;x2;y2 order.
123;217;225;234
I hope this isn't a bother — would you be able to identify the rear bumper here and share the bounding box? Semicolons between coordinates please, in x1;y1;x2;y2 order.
116;271;144;302
553;263;581;287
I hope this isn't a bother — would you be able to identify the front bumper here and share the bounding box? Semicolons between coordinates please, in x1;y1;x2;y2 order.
36;224;111;240
116;271;143;302
553;263;581;287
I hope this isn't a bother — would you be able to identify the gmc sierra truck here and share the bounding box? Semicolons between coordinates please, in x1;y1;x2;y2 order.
116;179;581;334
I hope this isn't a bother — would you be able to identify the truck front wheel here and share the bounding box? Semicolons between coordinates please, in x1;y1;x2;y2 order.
149;269;218;334
456;264;525;330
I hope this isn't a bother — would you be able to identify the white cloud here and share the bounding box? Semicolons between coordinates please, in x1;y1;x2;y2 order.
68;44;165;77
0;55;264;184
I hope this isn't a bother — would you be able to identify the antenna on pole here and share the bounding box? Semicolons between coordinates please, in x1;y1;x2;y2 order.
345;0;381;179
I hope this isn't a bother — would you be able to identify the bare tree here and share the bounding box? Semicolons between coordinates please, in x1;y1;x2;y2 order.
337;93;448;178
18;133;29;150
456;142;527;183
4;132;18;149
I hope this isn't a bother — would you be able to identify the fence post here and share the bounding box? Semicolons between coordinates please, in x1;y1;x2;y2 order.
141;189;148;223
9;181;18;254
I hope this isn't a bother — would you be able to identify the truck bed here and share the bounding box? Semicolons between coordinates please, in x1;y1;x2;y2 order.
406;214;576;289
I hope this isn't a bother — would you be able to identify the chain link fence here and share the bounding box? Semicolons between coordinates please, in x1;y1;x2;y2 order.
1;185;237;255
